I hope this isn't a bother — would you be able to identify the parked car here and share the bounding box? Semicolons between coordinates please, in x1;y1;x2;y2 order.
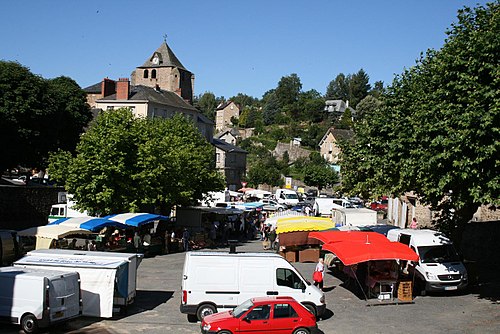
290;202;311;213
260;199;287;212
370;196;388;211
201;296;318;334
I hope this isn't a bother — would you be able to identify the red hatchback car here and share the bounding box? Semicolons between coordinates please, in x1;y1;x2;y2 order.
200;296;318;334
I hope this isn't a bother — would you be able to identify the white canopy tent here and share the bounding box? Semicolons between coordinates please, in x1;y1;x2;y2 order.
18;225;95;250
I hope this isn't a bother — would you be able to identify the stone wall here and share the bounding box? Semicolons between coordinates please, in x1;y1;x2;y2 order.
273;142;311;162
0;185;64;230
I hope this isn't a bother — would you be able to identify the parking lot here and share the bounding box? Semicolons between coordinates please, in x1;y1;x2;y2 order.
4;239;499;334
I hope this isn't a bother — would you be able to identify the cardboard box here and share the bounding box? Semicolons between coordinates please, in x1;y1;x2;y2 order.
299;248;320;263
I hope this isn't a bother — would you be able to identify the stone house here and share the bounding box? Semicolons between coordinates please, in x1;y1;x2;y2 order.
318;127;353;163
212;138;247;191
215;101;240;132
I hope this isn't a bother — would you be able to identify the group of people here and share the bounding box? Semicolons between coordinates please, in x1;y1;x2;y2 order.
260;224;279;251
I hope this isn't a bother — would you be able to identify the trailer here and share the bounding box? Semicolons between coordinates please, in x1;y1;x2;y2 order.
14;249;142;318
332;207;378;227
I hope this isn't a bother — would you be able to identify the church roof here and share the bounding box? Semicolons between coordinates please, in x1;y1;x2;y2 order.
97;85;197;112
138;41;189;71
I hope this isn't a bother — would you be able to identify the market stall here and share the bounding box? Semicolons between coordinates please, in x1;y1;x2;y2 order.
308;231;419;302
18;225;96;250
276;216;335;262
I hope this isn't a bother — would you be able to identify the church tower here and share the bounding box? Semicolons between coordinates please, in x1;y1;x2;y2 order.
131;40;194;104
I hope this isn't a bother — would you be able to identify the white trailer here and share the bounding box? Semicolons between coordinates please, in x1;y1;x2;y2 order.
332;207;378;227
14;249;142;318
0;267;81;333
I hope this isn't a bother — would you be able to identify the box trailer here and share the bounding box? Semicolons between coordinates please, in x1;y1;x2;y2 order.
0;267;81;333
14;249;142;318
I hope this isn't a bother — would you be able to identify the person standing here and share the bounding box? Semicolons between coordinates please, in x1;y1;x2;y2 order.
182;228;190;251
133;232;141;252
410;217;418;229
313;258;325;291
268;227;277;251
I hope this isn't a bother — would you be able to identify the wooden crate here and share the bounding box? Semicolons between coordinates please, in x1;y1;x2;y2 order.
284;250;298;262
299;248;320;263
397;281;413;301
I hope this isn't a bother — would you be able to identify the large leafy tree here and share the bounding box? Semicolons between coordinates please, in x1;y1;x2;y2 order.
326;73;349;101
194;92;218;120
339;2;500;238
275;73;302;108
49;109;224;215
0;61;91;171
325;69;371;106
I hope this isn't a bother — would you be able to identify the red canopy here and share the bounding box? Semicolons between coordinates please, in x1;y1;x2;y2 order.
322;241;419;266
308;231;389;244
308;230;419;265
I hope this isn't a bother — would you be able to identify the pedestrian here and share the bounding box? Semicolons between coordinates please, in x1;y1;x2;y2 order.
182;228;190;251
313;258;325;291
410;217;418;229
305;205;311;216
268;227;277;251
88;240;97;251
133;232;141;252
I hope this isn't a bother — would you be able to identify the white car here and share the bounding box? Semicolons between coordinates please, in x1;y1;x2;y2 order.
260;199;286;211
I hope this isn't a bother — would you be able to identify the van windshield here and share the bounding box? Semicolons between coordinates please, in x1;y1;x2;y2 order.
418;245;460;263
233;299;254;318
285;194;298;200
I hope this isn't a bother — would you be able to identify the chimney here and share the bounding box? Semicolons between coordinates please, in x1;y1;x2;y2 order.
116;78;130;100
101;78;116;97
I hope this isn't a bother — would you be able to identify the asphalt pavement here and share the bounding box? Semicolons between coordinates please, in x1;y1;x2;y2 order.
3;239;499;334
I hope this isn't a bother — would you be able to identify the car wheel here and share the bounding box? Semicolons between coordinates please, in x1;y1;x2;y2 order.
293;328;310;334
21;313;39;334
303;303;317;317
197;303;216;321
278;207;283;211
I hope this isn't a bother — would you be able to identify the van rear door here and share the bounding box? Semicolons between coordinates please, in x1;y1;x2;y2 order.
47;273;80;321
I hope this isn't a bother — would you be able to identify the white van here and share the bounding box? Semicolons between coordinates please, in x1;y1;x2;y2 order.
180;251;326;321
387;229;468;294
275;189;299;207
0;267;81;333
48;194;89;223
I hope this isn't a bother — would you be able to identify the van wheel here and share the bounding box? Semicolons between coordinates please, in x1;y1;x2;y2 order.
293;328;310;334
21;313;39;334
197;304;216;321
303;304;317;318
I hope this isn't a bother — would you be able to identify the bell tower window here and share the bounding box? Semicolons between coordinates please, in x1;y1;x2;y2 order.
143;70;149;78
151;69;157;79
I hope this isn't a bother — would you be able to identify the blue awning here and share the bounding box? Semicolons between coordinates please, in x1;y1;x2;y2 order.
48;217;126;232
104;213;169;227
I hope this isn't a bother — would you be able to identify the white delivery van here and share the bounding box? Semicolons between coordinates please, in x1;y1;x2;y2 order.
0;267;81;333
14;249;143;318
313;198;344;217
387;229;468;294
48;194;89;223
331;207;378;227
180;251;326;321
275;189;299;207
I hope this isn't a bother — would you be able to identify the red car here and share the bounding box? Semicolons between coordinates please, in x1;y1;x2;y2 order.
200;296;318;334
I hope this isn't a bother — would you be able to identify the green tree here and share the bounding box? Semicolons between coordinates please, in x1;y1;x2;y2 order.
275;73;302;108
303;164;339;190
262;91;280;125
49;109;224;215
0;61;91;171
195;92;217;120
326;73;349;101
348;68;371;107
339;2;500;238
355;95;382;119
229;93;258;108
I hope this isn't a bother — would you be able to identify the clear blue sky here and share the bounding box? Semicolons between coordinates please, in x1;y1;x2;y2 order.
1;0;490;99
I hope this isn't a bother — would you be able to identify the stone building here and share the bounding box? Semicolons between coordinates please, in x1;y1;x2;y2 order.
215;101;240;131
318;127;353;163
213;138;247;191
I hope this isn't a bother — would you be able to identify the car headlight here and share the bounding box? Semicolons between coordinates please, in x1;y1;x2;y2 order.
202;323;211;331
463;271;468;280
425;272;438;280
320;295;325;304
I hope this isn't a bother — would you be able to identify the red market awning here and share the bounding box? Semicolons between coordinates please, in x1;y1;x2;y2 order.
322;240;419;266
308;231;389;244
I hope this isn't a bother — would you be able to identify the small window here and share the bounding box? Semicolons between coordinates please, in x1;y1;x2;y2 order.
143;70;149;78
273;304;298;319
216;153;220;162
106;106;114;111
151;69;157;79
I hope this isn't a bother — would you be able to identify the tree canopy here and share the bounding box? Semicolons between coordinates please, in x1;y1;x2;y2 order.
49;109;224;215
0;61;91;171
339;2;499;236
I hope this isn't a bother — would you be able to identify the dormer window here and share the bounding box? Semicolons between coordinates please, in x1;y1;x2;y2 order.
143;70;149;78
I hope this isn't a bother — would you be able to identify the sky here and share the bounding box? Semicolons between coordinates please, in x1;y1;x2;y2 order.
1;0;491;99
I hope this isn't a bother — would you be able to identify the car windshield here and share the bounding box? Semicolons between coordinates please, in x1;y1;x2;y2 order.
285;193;298;200
233;299;254;318
418;245;460;263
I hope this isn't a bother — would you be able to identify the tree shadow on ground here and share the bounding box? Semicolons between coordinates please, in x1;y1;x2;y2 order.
466;261;500;304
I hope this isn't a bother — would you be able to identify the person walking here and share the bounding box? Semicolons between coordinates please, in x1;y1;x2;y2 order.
133;232;141;252
268;227;277;251
313;258;325;291
182;228;190;251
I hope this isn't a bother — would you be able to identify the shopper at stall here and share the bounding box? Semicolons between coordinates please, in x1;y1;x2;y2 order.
182;228;190;251
133;232;141;252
